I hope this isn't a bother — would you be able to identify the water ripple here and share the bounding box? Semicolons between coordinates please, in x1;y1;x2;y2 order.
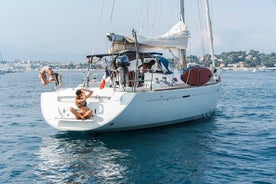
0;71;276;183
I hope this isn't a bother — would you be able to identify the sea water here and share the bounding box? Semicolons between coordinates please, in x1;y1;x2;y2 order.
0;70;275;183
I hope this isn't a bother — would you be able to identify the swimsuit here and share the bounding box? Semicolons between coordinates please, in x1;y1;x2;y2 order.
81;101;87;107
77;100;87;108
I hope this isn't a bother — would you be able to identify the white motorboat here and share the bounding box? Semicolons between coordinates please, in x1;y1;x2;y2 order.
40;0;221;132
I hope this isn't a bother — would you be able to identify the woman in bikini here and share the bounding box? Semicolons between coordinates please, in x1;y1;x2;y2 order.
70;89;93;120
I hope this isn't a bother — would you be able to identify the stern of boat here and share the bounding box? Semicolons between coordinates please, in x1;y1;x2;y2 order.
40;88;136;131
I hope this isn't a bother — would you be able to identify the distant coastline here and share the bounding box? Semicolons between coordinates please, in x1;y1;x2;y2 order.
1;50;275;73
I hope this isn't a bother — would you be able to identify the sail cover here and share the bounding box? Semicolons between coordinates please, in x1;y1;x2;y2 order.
108;21;190;54
138;21;190;49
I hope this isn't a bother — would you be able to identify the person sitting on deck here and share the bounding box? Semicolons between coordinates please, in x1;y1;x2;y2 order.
70;89;93;120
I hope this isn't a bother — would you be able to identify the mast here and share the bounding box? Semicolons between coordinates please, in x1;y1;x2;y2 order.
205;0;215;68
132;29;139;92
180;0;185;22
179;0;186;69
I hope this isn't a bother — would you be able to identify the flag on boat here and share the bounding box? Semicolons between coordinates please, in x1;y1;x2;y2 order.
100;66;110;89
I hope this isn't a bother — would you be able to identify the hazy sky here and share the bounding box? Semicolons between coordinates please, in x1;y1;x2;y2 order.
0;0;275;62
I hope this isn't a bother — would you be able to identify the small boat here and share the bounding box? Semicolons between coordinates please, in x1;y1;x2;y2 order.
0;70;6;75
40;0;221;132
0;51;6;75
266;67;276;71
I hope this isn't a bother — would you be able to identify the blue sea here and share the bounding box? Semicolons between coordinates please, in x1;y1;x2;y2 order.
0;70;275;183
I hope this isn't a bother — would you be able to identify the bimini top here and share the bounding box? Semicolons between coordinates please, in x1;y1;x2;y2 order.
107;21;190;54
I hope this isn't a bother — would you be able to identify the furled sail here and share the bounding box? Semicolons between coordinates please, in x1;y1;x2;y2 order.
107;21;190;54
138;21;190;49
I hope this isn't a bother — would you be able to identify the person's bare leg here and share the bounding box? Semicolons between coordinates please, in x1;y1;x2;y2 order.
83;109;93;119
70;107;83;120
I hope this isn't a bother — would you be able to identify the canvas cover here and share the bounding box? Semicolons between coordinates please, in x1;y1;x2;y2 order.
108;21;190;54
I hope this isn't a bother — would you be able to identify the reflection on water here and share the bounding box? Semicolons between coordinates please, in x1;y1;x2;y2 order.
35;132;129;183
35;121;215;183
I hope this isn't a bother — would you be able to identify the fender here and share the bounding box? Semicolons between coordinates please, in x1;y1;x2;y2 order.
181;66;212;86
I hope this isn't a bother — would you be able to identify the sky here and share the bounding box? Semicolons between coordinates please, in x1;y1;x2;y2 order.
0;0;275;62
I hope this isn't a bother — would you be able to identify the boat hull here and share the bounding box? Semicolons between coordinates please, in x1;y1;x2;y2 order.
41;82;221;132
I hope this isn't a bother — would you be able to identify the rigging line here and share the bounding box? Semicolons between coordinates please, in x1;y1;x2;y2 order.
197;0;206;58
152;0;157;27
138;1;156;35
134;1;144;34
98;0;105;28
94;0;106;52
138;1;149;35
152;0;163;35
210;0;214;33
109;0;115;23
141;1;149;35
147;0;157;35
147;0;149;34
147;0;158;35
157;1;161;34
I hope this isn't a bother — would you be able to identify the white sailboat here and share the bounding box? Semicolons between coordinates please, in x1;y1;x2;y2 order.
40;0;221;132
0;51;6;75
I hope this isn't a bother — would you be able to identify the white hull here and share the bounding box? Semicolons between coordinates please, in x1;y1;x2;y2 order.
41;82;221;132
